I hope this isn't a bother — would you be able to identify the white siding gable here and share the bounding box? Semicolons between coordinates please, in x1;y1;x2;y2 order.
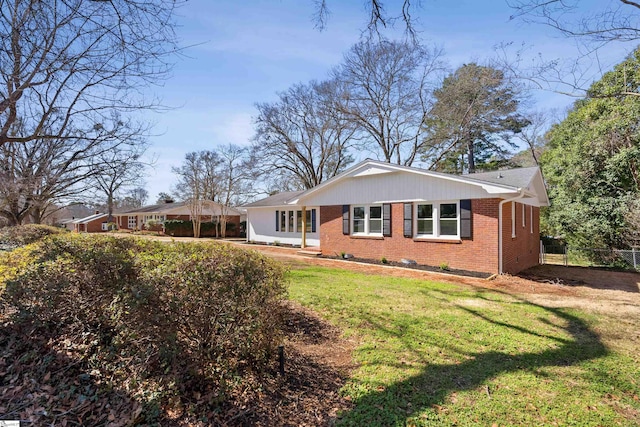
299;170;518;207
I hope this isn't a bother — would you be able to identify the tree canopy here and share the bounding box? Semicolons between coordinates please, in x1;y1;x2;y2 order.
421;63;528;173
541;49;640;248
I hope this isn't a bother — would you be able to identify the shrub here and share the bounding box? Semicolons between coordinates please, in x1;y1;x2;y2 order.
164;219;238;237
0;224;66;248
1;234;287;404
381;256;388;264
439;261;450;271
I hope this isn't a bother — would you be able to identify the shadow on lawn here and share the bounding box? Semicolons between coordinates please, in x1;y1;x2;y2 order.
337;291;608;426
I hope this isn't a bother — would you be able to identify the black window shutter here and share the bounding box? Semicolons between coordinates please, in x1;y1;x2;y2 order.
460;199;472;239
383;204;392;237
342;205;350;235
403;203;413;237
275;210;279;231
311;209;317;233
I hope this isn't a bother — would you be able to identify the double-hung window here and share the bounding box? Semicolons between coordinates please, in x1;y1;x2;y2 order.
439;203;458;235
416;204;434;235
352;205;383;236
296;211;303;232
415;202;459;239
280;211;286;232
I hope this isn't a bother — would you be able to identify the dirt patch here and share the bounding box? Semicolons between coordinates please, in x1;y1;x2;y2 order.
522;264;640;293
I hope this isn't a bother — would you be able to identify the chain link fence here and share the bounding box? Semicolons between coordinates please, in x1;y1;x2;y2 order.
540;243;640;271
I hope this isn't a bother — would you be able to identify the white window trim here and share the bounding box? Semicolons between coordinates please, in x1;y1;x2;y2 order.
279;209;316;234
351;205;383;236
143;214;166;224
414;200;460;240
511;202;516;238
522;202;526;228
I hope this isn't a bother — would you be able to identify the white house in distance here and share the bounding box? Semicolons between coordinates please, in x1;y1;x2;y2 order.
243;159;549;275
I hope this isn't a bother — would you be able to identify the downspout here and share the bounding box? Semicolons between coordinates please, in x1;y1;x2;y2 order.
498;189;526;275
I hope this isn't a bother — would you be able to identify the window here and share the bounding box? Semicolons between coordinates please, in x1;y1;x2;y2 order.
353;207;365;233
128;216;136;229
288;211;294;232
144;214;165;224
440;203;457;235
280;211;286;232
369;206;382;233
296;211;302;232
352;205;383;236
416;204;433;235
414;202;460;239
305;209;316;233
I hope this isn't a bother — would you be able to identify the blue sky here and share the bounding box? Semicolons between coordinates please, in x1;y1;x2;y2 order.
141;0;634;201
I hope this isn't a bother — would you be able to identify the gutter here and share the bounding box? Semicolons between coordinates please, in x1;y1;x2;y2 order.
498;189;526;275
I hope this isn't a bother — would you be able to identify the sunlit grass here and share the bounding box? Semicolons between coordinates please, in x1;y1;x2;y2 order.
288;266;640;426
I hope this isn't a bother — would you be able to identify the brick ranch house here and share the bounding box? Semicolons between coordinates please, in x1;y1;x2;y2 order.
243;160;549;275
71;212;109;233
113;200;244;236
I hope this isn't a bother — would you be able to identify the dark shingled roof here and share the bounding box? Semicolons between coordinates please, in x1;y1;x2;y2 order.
466;167;540;189
243;191;304;208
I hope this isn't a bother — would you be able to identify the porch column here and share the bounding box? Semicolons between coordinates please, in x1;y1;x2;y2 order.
301;206;306;249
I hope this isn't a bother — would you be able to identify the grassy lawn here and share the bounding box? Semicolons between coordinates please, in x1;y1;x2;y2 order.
288;265;640;426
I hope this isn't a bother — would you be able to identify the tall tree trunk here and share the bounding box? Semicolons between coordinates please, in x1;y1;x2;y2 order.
467;140;476;173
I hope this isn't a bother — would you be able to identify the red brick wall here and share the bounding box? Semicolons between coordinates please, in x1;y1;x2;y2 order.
320;199;541;275
320;199;501;274
85;219;107;233
501;202;540;274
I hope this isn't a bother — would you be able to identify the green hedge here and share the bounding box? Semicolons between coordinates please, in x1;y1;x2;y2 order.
164;219;236;237
1;234;286;408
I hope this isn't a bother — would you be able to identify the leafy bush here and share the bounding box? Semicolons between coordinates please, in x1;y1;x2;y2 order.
0;224;66;248
1;234;287;408
164;219;237;237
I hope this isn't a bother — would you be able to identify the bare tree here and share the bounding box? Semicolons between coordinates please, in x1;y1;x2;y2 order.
513;110;554;167
92;143;148;223
124;187;149;208
217;144;251;238
334;40;445;166
253;79;356;190
313;0;421;40
509;0;640;45
172;151;223;238
508;0;640;97
0;115;142;225
0;0;181;147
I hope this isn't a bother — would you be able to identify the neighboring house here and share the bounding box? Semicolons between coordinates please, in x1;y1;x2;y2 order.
113;200;245;237
59;218;76;231
243;159;549;275
71;212;109;233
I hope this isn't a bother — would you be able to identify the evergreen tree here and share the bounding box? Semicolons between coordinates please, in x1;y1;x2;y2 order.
542;49;640;248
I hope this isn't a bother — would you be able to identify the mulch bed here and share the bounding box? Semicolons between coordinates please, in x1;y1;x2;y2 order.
0;303;354;426
318;254;493;279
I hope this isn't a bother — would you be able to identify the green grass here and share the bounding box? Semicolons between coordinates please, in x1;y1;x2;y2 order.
288;266;640;426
